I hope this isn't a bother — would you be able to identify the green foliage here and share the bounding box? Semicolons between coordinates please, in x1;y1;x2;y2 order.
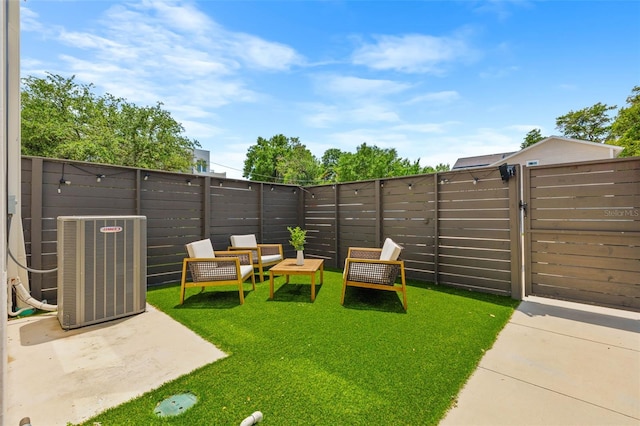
320;148;344;182
276;143;323;185
21;73;199;171
555;102;616;142
520;128;545;149
82;273;517;425
610;86;640;157
287;226;307;250
333;143;432;182
245;136;449;184
243;134;318;183
423;163;451;173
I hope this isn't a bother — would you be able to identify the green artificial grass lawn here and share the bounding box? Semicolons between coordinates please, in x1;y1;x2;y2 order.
80;269;519;425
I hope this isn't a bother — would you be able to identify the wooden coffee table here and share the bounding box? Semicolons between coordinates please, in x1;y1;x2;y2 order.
269;258;324;301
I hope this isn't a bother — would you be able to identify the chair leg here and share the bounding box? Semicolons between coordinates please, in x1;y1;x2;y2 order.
251;273;256;290
400;269;407;311
238;282;245;304
341;280;347;305
258;264;265;282
180;261;188;304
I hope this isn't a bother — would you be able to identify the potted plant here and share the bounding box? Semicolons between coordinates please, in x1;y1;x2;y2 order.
287;226;307;265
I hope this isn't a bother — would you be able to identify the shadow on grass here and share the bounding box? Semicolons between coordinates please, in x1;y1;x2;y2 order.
174;289;253;309
270;282;323;303
420;282;520;308
342;287;406;313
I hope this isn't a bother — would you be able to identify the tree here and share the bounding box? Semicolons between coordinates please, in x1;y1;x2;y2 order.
320;148;344;182
521;128;545;149
21;73;199;171
276;143;323;185
243;134;320;183
609;86;640;157
333;143;429;182
555;102;616;142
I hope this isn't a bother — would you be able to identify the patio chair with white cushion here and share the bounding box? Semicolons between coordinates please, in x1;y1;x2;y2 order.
180;239;255;305
341;238;407;310
228;234;283;282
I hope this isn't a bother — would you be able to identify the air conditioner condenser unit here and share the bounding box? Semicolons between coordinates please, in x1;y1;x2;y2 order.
57;215;147;330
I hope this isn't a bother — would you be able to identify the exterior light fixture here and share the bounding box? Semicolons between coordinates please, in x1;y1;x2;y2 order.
143;173;150;181
96;174;105;182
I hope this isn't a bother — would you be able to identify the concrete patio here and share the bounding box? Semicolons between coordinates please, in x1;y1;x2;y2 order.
5;296;639;426
6;304;225;426
441;296;640;425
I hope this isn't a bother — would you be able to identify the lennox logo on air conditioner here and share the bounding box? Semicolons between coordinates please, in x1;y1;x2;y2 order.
100;226;123;233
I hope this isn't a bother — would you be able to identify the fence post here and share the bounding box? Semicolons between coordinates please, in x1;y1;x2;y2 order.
433;173;440;285
203;176;211;239
375;179;382;246
509;165;522;300
29;157;43;300
333;184;340;269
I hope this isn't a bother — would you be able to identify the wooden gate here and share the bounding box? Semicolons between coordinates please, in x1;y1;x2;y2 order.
523;157;640;311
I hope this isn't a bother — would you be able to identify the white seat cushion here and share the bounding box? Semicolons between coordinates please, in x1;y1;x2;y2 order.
261;254;283;264
230;234;258;248
186;239;215;258
379;238;402;261
240;265;254;280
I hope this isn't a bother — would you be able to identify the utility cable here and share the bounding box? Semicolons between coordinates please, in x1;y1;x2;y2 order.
7;214;57;274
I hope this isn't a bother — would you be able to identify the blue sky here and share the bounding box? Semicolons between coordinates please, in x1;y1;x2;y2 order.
20;0;640;180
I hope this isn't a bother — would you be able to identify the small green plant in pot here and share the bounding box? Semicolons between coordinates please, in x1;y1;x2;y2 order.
288;226;307;265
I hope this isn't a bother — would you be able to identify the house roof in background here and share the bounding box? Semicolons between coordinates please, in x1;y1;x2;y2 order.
453;136;624;169
452;152;516;169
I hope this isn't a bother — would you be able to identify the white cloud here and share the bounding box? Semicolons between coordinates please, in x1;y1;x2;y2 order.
140;0;215;35
405;90;461;105
316;75;411;97
20;7;45;33
229;34;305;70
352;32;477;74
303;102;400;128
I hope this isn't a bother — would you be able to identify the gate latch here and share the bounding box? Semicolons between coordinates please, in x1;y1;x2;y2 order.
519;200;528;218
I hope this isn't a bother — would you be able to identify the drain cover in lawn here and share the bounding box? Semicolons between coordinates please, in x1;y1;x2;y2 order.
154;392;198;417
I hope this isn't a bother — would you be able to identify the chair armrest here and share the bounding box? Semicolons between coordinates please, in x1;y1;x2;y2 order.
184;256;243;282
345;258;404;286
215;250;254;266
257;244;283;257
227;246;259;262
347;247;382;259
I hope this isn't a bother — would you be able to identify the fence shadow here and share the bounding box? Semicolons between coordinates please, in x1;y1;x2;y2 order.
174;289;252;309
518;299;640;333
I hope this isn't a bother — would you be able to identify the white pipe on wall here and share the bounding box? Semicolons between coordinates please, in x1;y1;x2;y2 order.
2;2;22;424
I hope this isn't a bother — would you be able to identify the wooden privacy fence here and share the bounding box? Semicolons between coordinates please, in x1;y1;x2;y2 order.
19;156;639;311
303;167;522;299
21;157;300;303
523;157;640;311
